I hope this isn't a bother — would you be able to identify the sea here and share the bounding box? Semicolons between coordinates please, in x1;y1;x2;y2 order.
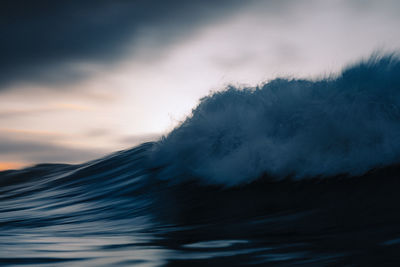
1;55;400;266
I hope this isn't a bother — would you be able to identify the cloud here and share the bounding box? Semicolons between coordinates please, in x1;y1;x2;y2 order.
0;128;161;167
0;129;107;164
0;0;250;90
0;104;91;119
0;135;106;164
119;133;161;145
3;0;400;91
84;128;160;147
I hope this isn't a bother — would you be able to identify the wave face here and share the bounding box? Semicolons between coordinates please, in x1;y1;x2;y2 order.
152;55;400;185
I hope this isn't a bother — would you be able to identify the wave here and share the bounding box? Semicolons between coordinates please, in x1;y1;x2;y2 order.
2;54;400;265
3;138;400;236
151;54;400;186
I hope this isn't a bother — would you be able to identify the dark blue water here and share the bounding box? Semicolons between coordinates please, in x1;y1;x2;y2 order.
2;142;400;266
2;55;400;266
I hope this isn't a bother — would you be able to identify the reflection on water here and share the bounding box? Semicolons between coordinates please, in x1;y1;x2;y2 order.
0;232;163;266
183;240;249;248
0;230;343;266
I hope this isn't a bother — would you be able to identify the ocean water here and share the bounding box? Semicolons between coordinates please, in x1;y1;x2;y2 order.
2;55;400;266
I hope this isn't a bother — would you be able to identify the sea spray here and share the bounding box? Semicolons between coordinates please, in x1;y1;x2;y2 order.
151;54;400;185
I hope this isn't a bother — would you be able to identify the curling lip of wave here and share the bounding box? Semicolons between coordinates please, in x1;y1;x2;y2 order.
150;54;400;186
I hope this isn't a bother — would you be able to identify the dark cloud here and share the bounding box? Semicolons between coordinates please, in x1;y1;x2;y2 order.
0;0;250;90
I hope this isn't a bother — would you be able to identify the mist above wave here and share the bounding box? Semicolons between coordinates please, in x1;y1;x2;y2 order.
151;54;400;186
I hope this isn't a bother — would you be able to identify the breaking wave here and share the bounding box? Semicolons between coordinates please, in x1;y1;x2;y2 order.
3;54;400;265
151;54;400;185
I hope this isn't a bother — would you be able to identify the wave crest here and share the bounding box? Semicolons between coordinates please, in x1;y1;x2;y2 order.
151;54;400;186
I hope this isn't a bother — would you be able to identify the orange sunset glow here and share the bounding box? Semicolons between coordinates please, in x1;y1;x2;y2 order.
0;162;25;171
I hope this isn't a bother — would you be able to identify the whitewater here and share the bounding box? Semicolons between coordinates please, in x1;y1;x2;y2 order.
1;54;400;266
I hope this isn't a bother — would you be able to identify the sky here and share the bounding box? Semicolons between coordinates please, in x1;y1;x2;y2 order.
1;0;400;170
